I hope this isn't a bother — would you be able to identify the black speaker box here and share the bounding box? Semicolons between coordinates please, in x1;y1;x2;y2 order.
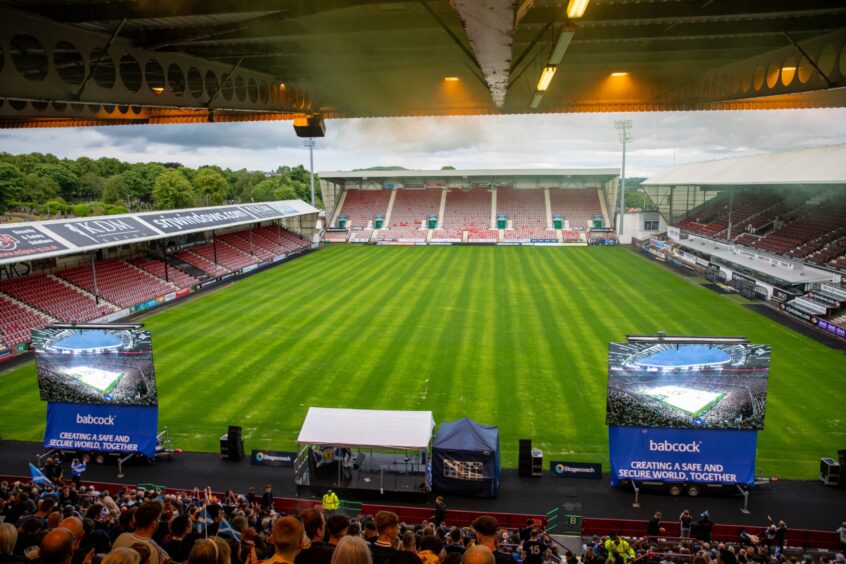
293;115;326;138
519;439;532;477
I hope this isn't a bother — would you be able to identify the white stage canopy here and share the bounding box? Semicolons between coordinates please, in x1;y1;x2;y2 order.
297;408;435;450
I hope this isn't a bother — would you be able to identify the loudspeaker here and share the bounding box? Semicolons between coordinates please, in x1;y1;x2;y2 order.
839;450;846;486
293;115;325;138
519;439;532;478
221;427;245;462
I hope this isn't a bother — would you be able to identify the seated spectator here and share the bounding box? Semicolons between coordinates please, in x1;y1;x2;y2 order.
40;529;75;564
187;538;230;564
0;523;25;564
102;548;140;564
331;536;372;564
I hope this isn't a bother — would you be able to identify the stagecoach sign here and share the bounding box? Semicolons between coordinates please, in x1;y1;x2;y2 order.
0;225;68;260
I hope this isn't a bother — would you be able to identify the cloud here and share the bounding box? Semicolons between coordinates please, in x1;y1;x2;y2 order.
0;109;844;177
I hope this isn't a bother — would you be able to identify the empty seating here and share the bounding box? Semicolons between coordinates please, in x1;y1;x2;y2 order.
378;189;441;241
441;189;492;230
497;189;550;239
218;231;275;261
549;188;602;230
253;226;310;254
131;257;200;289
57;259;177;309
0;274;114;322
336;190;392;230
0;294;53;348
175;246;231;277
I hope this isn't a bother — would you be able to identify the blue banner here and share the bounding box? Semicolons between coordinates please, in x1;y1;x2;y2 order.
608;426;757;486
44;402;158;458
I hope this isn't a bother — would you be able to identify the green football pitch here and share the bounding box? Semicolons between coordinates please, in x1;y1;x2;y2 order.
2;245;844;479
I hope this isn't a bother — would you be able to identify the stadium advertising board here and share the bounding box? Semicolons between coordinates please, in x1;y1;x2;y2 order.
251;449;296;467
550;461;602;479
43;217;159;248
608;426;757;486
606;342;770;431
33;327;158;406
815;318;846;340
44;402;158;458
144;205;261;234
0;225;69;260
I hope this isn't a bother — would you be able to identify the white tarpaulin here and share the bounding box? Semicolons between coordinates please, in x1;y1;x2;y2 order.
297;407;435;450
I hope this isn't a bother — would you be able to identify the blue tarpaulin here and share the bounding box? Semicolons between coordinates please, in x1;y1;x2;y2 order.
432;417;500;498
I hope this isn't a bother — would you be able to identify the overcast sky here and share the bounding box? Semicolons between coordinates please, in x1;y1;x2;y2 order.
1;108;845;178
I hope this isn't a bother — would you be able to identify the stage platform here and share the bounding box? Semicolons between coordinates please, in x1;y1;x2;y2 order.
1;440;844;530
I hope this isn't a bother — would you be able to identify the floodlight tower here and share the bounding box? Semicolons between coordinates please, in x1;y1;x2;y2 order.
304;138;316;207
614;120;632;236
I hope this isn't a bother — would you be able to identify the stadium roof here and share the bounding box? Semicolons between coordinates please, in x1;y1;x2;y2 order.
296;407;435;450
1;1;845;128
643;144;846;187
319;168;619;180
0;200;319;265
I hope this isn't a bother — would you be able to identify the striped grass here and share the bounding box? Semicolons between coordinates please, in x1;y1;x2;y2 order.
0;245;843;479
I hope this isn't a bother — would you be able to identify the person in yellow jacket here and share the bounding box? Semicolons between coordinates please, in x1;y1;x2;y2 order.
322;489;340;515
604;532;635;562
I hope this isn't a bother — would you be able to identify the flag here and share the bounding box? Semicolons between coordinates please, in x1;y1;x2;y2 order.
195;506;211;536
29;463;53;487
216;517;241;542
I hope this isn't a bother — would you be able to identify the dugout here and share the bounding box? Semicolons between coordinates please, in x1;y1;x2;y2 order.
432;417;501;498
295;407;434;502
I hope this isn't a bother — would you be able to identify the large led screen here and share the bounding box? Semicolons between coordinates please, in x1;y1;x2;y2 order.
606;342;770;430
33;327;157;406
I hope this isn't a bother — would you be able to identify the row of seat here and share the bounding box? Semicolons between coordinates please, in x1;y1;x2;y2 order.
334;188;604;233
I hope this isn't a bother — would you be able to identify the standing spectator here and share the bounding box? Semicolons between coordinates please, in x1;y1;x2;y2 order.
266;517;307;564
112;502;171;564
697;513;713;543
680;511;693;539
369;512;400;564
471;517;516;564
331;536;373;564
647;513;664;537
521;530;546;564
462;547;494;564
326;516;351;546
444;531;464;557
603;533;634;563
322;491;340;517
417;536;441;564
432;499;446;529
296;509;334;564
837;521;846;555
70;460;86;489
261;486;274;512
39;529;74;564
163;514;196;563
0;523;24;564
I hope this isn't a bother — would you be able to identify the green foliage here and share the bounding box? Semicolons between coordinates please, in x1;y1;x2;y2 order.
39;199;70;216
101;175;131;206
22;173;61;204
105;204;129;215
192;168;229;206
122;163;167;200
153;169;196;210
34;163;80;200
78;172;105;199
71;203;91;217
0;162;25;214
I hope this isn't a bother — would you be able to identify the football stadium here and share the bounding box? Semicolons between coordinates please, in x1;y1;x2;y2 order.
1;0;846;560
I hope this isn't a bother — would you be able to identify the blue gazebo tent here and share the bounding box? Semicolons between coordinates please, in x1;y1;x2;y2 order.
432;417;500;498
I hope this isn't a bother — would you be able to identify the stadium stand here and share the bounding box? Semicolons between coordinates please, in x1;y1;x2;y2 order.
438;188;496;241
336;189;392;230
0;274;114;322
548;187;602;230
253;225;310;254
131;257;200;289
175;246;232;278
0;294;53;349
497;189;551;240
57;259;178;309
218;231;275;261
377;188;441;242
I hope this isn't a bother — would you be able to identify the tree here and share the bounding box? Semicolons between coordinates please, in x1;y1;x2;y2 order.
0;162;24;214
122;163;166;201
35;163;80;200
192;168;229;206
152;169;196;210
78;172;104;199
248;179;279;202
101;175;131;206
22;173;61;204
441;165;456;170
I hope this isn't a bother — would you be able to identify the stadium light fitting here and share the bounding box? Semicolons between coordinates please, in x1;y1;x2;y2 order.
610;72;629;77
566;0;590;18
444;76;460;82
782;66;796;71
151;87;165;95
536;65;557;92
